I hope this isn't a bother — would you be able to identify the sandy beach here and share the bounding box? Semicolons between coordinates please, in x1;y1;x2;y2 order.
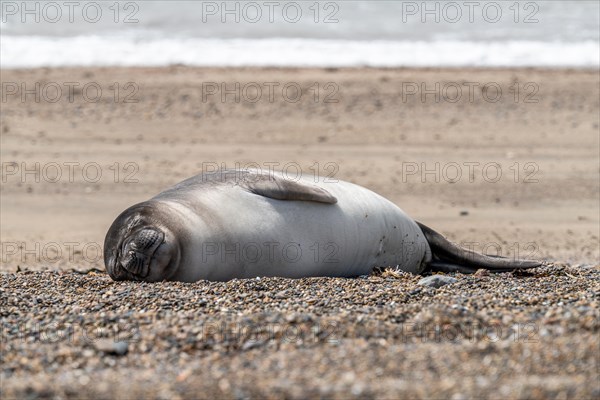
1;66;599;398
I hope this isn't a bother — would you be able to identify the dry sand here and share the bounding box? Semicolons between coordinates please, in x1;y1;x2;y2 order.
1;66;599;398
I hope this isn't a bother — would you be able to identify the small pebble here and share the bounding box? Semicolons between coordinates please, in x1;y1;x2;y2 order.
94;340;129;356
418;275;458;288
473;269;490;277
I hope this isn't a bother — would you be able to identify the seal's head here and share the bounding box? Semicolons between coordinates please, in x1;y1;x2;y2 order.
104;202;181;282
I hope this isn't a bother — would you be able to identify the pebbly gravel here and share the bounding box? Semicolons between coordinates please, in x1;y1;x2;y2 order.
1;263;599;399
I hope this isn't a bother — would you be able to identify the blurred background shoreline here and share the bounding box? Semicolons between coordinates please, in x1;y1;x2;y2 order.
2;0;599;69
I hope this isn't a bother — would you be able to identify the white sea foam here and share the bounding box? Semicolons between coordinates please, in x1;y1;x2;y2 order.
2;36;598;69
2;1;598;69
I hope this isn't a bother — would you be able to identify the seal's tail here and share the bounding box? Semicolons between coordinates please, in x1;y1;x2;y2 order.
416;221;542;274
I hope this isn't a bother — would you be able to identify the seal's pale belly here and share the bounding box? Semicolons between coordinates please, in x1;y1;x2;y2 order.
160;178;431;282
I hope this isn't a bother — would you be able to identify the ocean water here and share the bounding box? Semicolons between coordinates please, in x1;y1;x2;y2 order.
1;1;598;68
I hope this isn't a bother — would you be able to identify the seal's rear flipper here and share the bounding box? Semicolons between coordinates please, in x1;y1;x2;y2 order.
416;221;542;274
247;175;338;204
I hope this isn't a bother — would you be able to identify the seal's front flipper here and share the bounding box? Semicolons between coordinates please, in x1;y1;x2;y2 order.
416;221;542;274
247;175;338;204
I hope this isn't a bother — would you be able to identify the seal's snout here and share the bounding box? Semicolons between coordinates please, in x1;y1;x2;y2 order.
119;228;165;278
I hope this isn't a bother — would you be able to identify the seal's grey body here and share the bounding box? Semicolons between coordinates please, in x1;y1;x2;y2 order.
104;169;540;282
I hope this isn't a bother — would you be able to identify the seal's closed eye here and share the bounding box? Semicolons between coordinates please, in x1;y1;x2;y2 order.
130;228;162;250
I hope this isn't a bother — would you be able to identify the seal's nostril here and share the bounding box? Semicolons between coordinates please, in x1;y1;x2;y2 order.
121;251;146;275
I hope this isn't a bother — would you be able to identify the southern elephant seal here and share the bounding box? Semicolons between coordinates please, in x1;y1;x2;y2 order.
104;169;540;282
